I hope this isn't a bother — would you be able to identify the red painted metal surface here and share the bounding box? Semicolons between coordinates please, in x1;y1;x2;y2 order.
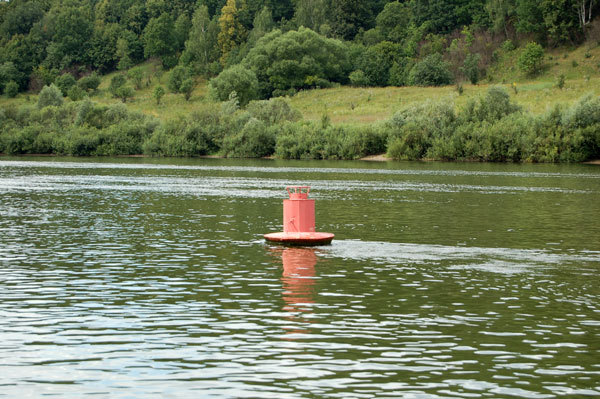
264;186;334;246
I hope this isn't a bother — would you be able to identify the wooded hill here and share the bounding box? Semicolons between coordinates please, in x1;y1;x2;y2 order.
0;0;599;99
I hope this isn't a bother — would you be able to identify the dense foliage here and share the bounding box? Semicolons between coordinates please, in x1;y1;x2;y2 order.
1;89;599;162
0;0;597;96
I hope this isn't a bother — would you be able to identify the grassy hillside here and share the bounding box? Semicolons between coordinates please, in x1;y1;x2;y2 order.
292;43;600;125
2;41;600;126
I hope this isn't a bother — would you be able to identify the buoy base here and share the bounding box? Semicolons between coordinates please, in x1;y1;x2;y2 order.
264;232;334;246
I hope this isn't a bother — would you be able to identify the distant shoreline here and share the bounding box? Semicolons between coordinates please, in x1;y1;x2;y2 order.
1;153;599;165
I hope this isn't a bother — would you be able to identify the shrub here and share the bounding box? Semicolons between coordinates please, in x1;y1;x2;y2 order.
349;70;369;87
208;65;259;106
275;121;387;160
78;72;101;92
562;95;600;129
53;126;101;156
55;73;76;96
408;53;453;86
387;122;430;160
37;84;64;109
96;121;155;155
143;114;221;157
67;85;85;101
127;67;144;90
222;118;275;158
462;53;481;84
388;59;412;86
180;78;194;101
501;40;515;52
246;98;301;124
109;74;127;97
556;74;565;89
167;65;191;93
385;99;457;160
5;80;19;98
153;86;165;105
518;42;544;76
275;122;326;159
115;85;134;103
461;86;521;123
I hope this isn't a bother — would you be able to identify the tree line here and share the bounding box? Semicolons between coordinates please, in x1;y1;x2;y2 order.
0;0;598;98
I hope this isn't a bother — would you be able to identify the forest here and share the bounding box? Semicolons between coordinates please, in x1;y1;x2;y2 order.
0;0;599;162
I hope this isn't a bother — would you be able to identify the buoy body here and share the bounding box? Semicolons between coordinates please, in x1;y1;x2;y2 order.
264;186;334;246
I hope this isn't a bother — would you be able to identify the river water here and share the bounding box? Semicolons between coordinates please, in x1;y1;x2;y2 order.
0;157;599;398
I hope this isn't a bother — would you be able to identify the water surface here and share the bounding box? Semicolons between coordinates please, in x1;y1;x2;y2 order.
1;157;599;398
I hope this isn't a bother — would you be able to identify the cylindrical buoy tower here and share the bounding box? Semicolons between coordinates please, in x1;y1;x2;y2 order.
264;186;334;246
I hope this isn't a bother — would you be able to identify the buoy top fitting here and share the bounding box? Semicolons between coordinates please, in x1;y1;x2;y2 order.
286;186;310;200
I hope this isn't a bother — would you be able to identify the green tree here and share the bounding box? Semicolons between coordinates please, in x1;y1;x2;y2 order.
116;37;134;71
266;0;294;22
1;29;46;91
239;28;351;98
461;53;481;84
0;0;45;38
540;0;579;45
375;1;411;42
115;85;134;102
355;41;403;86
67;85;85;101
122;3;148;35
208;64;259;105
411;0;479;34
329;0;374;40
168;66;192;93
89;22;122;71
293;0;327;32
41;1;94;69
248;6;274;44
197;0;227;18
408;53;454;86
181;5;220;74
517;42;544;75
486;0;517;37
143;14;178;67
174;13;192;52
0;62;20;94
516;0;544;35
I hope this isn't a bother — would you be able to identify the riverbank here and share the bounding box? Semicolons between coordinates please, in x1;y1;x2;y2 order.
1;85;599;162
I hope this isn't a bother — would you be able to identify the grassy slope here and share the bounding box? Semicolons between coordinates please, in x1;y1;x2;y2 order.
291;44;600;125
2;42;600;126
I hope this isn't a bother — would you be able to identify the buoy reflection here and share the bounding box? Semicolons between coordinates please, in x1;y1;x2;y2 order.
281;247;317;313
269;247;319;338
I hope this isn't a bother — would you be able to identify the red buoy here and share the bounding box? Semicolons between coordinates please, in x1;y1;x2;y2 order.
264;186;334;246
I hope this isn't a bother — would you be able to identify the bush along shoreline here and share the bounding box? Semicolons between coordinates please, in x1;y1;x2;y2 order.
1;86;599;163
